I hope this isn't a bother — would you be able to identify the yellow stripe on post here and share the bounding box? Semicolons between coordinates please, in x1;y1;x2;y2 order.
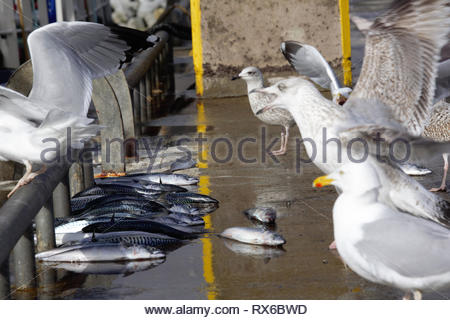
190;0;204;96
339;0;352;87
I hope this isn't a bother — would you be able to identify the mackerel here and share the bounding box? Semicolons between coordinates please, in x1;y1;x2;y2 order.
127;173;199;185
73;184;161;198
36;242;165;262
244;207;277;224
168;204;201;216
83;231;185;251
220;227;286;246
82;220;197;240
169;158;197;172
55;218;113;234
70;195;106;212
56;231;184;250
39;259;165;275
96;176;188;192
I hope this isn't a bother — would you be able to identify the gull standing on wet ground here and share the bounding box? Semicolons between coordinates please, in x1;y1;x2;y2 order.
255;0;450;229
0;22;158;197
231;67;295;155
314;161;450;300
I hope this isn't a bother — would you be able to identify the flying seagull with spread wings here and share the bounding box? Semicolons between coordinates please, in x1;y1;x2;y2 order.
0;22;158;197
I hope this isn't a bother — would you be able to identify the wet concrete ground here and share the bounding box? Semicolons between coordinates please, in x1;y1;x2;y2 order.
32;94;450;300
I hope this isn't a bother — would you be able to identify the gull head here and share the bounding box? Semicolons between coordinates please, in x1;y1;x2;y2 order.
254;77;316;115
313;161;381;195
232;66;263;81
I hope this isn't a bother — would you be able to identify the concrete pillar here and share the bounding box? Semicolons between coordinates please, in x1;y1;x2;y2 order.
191;0;350;97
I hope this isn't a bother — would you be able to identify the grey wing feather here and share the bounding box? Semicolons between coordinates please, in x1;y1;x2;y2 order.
356;215;450;278
374;159;450;227
345;0;450;136
27;22;130;117
280;41;342;95
0;86;45;122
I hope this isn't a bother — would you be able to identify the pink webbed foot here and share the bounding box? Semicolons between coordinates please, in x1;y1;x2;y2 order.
429;185;447;192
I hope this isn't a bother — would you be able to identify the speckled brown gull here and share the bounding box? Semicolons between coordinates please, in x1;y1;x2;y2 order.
256;0;450;228
232;67;295;155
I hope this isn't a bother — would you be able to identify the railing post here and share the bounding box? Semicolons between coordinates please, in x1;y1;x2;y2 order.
139;79;147;127
52;176;71;218
133;88;142;136
11;225;36;293
69;162;85;198
35;198;57;298
82;148;94;189
145;72;152;122
167;38;175;99
0;259;10;300
35;198;55;253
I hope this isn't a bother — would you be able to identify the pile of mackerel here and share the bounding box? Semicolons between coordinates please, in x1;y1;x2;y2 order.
36;171;219;274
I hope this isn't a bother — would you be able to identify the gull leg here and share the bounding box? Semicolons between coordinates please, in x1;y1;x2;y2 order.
25;164;47;183
272;127;287;155
430;154;448;192
281;126;290;154
8;161;33;198
7;162;47;198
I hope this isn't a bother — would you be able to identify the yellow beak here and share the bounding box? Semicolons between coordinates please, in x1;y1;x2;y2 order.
313;175;334;188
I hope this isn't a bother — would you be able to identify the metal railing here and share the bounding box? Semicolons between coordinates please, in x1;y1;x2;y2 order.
0;8;180;299
124;29;175;136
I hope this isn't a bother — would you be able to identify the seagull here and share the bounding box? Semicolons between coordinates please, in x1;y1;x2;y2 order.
279;41;352;105
423;99;450;191
231;67;295;155
0;21;158;197
255;0;450;228
313;160;450;300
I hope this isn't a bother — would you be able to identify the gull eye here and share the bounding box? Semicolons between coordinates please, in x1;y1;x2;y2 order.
339;170;344;175
278;83;287;91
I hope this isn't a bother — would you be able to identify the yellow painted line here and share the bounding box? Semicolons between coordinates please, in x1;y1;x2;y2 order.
339;0;352;87
196;101;216;299
198;175;210;197
190;0;204;96
197;102;208;168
